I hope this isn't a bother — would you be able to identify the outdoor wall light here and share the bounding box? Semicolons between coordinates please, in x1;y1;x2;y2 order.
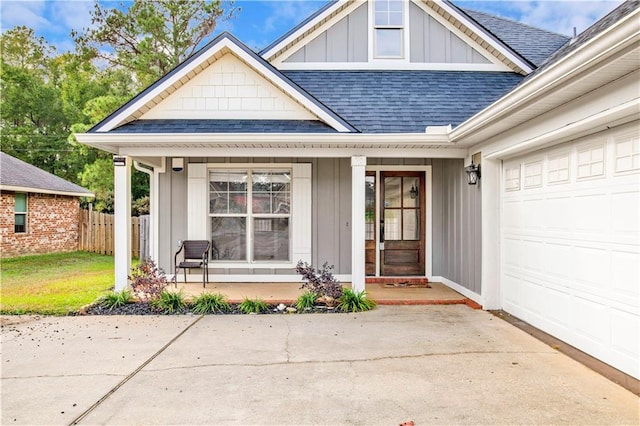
465;161;481;185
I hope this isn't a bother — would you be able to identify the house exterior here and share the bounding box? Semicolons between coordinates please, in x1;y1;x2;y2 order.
76;0;639;380
0;152;94;257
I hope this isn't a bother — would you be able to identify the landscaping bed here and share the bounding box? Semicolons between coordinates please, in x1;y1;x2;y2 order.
84;302;343;316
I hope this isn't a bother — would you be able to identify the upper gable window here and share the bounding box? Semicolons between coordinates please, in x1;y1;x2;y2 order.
374;0;404;58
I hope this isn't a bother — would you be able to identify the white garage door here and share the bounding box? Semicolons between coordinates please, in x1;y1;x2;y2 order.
501;123;640;379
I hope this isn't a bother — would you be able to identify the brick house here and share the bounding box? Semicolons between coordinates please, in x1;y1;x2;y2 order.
0;152;94;258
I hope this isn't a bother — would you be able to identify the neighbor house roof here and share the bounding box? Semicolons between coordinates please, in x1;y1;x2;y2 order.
283;71;523;133
0;152;93;197
459;9;570;67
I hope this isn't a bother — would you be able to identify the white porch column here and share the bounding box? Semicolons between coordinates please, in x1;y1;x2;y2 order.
481;156;501;309
114;155;132;291
351;155;367;293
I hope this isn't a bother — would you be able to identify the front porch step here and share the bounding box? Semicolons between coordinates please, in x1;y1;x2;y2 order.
365;277;430;285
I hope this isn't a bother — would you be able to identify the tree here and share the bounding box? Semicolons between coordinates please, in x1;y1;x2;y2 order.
73;0;237;88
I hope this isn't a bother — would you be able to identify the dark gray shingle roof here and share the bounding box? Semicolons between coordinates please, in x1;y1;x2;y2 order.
283;71;523;133
460;9;570;67
0;152;93;196
111;119;338;133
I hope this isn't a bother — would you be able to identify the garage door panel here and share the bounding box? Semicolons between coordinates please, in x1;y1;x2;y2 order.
543;242;572;279
611;309;640;365
572;296;609;348
501;124;640;379
545;197;572;231
610;250;640;300
573;246;609;288
611;190;639;234
541;286;571;329
573;193;609;234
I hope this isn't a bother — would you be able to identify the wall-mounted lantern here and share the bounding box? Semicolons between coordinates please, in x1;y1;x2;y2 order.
465;161;481;185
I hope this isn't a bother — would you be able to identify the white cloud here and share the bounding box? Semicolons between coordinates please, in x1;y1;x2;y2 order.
262;0;325;33
458;0;623;37
48;0;95;34
508;0;622;36
0;0;49;32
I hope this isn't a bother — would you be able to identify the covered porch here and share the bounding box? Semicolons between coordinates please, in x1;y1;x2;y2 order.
170;280;476;307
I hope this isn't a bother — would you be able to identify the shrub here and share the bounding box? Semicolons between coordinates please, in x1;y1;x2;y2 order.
238;297;268;314
296;261;343;300
99;289;132;310
129;258;168;302
153;290;187;314
191;293;231;314
296;291;318;310
337;289;377;312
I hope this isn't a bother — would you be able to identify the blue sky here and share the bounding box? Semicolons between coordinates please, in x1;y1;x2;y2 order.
0;0;623;53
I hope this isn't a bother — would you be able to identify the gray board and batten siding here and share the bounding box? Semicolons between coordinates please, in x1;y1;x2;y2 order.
283;2;490;65
409;2;490;64
285;3;368;63
158;158;481;295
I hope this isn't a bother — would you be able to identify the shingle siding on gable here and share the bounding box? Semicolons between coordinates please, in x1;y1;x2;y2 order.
0;192;80;258
284;70;523;132
111;119;338;133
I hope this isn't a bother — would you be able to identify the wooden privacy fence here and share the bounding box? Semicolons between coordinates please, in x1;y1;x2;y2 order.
79;209;149;258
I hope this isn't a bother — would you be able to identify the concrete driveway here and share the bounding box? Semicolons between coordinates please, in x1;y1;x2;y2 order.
1;306;638;425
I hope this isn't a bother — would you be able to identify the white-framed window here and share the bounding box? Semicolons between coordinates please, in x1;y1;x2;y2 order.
14;192;27;233
547;153;570;184
504;165;521;191
374;0;404;58
615;135;640;173
209;168;291;263
523;161;543;189
577;143;605;179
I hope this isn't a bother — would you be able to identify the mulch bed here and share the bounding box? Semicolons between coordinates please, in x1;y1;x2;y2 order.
84;303;343;315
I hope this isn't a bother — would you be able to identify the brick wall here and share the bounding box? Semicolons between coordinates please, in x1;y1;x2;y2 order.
0;191;80;258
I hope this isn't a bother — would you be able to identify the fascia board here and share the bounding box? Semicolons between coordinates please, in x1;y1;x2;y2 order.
482;98;640;160
0;185;94;198
435;0;534;74
260;0;349;60
75;131;452;145
451;10;640;145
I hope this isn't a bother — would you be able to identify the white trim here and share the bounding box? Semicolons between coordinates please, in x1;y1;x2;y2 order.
113;156;132;291
118;147;468;159
93;37;352;133
0;185;93;198
351;155;367;292
77;131;452;145
431;276;482;306
187;164;208;240
152;158;165;262
484;99;640;160
276;62;510;71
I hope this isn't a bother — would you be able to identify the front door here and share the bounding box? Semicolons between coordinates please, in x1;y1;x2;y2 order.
380;171;425;276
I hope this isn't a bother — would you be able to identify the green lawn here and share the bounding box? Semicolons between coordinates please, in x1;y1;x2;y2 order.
0;252;115;315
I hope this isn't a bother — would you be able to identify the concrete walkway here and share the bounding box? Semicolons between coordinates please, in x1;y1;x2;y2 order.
1;306;638;425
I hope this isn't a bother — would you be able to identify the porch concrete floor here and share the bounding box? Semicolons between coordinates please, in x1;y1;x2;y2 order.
172;281;470;305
